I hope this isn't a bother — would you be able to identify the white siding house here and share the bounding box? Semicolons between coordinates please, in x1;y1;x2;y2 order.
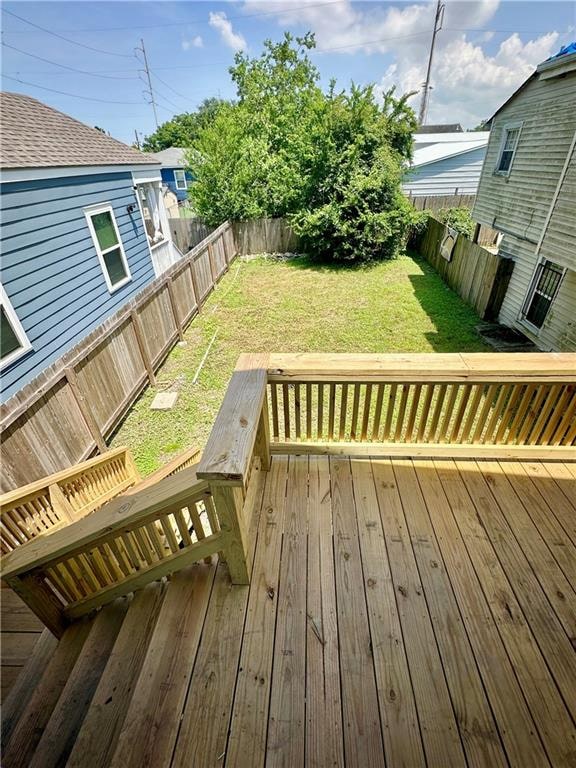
404;132;489;197
472;46;576;352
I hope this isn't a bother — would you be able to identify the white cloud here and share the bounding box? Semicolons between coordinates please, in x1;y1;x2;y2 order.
240;0;566;126
182;35;203;50
209;11;247;52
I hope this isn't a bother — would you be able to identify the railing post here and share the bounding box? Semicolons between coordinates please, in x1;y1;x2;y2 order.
7;573;68;638
210;484;250;584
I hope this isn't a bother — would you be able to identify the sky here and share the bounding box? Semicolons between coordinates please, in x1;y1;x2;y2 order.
1;0;575;145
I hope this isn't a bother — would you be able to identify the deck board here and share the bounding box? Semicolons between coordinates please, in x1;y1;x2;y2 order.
4;455;576;768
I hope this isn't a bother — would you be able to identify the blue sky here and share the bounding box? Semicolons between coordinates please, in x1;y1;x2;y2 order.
2;1;574;145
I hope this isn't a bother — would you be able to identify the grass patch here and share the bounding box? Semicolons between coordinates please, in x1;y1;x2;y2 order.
111;252;490;474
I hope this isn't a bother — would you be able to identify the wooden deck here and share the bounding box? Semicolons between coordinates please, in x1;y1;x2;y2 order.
2;454;576;767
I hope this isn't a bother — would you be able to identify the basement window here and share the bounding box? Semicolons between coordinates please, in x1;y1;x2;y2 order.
495;122;522;176
522;260;564;330
85;204;131;293
0;284;32;369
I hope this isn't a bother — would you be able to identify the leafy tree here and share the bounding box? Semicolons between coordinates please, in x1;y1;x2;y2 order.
189;33;419;261
142;98;228;152
436;206;475;238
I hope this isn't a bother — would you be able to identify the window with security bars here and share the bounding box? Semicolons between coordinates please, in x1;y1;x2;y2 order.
496;125;521;174
523;260;564;329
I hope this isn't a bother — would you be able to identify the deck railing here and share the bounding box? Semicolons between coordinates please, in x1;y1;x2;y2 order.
266;353;576;458
0;447;141;555
2;352;574;636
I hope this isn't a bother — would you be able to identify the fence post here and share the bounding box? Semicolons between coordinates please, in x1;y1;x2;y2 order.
64;367;107;453
210;483;250;584
131;311;156;385
166;279;184;341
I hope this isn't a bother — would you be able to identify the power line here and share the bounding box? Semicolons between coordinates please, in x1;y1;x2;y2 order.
150;71;192;104
2;1;346;34
2;8;134;57
2;74;145;104
1;41;139;80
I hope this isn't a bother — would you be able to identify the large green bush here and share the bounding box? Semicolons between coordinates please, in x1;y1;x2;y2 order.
435;206;475;238
189;33;418;261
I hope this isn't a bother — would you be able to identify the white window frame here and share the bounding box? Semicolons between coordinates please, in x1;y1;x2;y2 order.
494;121;523;177
84;203;132;294
0;284;32;370
520;258;565;334
174;169;187;191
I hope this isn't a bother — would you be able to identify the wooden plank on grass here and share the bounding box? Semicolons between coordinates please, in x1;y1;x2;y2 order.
66;582;166;768
350;458;425;767
371;458;465;767
109;564;216;768
267;456;308;766
225;456;288;768
306;456;344;768
330;456;385;767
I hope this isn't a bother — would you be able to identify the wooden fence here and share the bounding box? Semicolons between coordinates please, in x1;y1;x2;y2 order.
169;217;214;253
414;216;513;321
234;218;299;254
408;193;476;211
0;222;237;493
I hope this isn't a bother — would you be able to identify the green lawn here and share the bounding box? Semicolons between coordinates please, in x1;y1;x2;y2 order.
111;252;490;475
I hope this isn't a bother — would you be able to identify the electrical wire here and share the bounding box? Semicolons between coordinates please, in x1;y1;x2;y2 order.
150;71;192;104
2;74;145;104
2;8;135;57
1;41;139;80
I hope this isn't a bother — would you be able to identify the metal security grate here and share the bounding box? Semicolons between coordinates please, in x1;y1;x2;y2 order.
524;260;564;329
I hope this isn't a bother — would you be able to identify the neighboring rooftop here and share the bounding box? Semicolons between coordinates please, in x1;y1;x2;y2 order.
411;132;490;168
0;92;158;170
152;147;188;167
416;123;463;133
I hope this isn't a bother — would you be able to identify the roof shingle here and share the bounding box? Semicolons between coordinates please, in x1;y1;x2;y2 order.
0;92;158;169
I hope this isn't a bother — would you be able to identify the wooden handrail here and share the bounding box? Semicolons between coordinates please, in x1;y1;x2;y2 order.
267;352;576;383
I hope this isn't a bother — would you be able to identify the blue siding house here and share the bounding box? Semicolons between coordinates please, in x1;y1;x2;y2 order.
0;92;181;403
403;132;490;197
153;147;194;203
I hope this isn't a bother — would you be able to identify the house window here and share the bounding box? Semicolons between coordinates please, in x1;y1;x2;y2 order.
174;170;187;191
1;284;32;369
522;260;564;329
85;205;131;293
495;123;522;175
138;183;166;247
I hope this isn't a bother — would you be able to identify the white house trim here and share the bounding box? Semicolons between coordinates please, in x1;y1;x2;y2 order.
0;284;33;370
1;164;160;183
84;203;132;294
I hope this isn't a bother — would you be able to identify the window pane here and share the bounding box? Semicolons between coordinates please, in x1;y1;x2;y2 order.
102;247;128;286
504;128;519;150
1;306;22;360
91;211;119;251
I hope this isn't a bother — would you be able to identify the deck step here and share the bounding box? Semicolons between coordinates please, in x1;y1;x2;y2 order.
2;618;92;768
28;598;129;768
1;629;58;748
66;581;166;768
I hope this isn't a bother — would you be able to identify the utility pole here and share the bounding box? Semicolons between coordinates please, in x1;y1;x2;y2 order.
136;38;159;128
134;129;141;150
418;0;445;126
